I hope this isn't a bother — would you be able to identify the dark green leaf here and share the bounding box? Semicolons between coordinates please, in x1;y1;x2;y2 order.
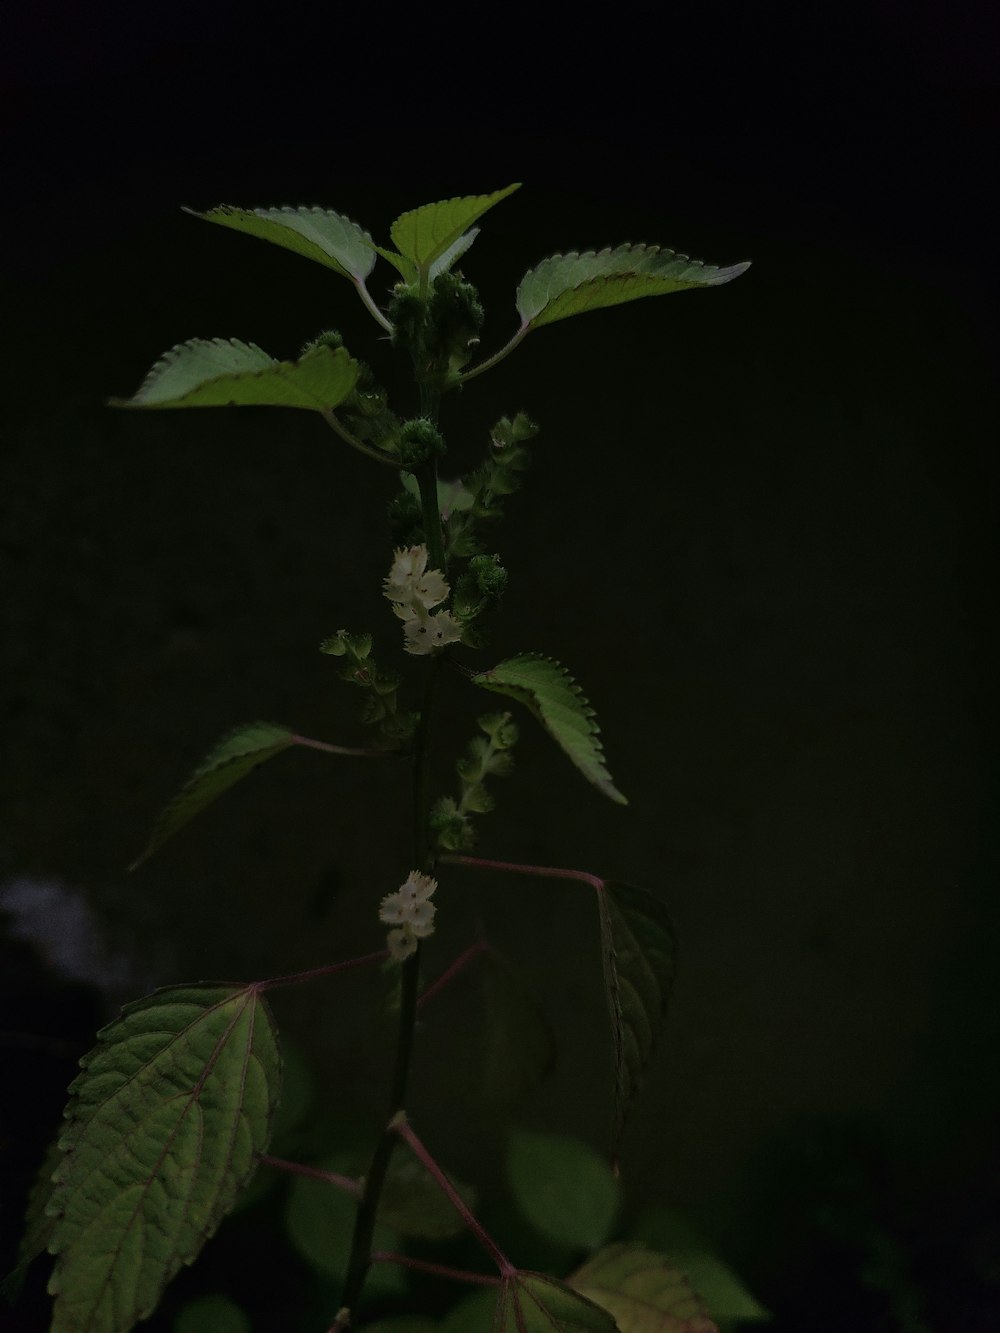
47;984;281;1333
472;655;626;805
496;1272;619;1332
284;1160;404;1299
569;1243;718;1332
184;205;377;283
110;339;358;412
130;722;296;868
516;245;750;331
597;883;676;1145
377;1154;476;1240
507;1130;620;1251
390;185;520;276
173;1292;252;1333
480;950;556;1109
2;1135;63;1302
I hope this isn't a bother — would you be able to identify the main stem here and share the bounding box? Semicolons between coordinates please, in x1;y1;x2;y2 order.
336;385;446;1326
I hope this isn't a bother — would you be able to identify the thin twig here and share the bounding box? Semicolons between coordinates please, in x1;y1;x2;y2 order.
257;1154;362;1196
370;1251;501;1287
417;938;489;1009
255;950;388;993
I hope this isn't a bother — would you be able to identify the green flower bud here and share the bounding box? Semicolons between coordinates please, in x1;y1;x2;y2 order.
398;418;447;471
300;329;344;355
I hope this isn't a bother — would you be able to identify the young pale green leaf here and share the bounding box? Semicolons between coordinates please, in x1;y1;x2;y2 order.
130;722;296;868
471;655;626;805
569;1243;718;1333
495;1272;620;1332
516;244;750;331
480;950;556;1109
507;1130;620;1252
111;339;359;412
631;1209;770;1323
597;883;676;1146
173;1292;252;1333
47;983;281;1333
184;205;377;283
377;1154;477;1240
390;184;520;276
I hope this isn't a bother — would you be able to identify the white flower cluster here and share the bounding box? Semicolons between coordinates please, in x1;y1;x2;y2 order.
379;870;437;960
383;545;463;655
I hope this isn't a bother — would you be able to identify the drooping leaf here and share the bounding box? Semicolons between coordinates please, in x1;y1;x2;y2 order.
173;1292;252;1333
472;655;626;805
110;339;358;412
284;1157;404;1299
631;1210;770;1323
2;1134;63;1301
507;1130;620;1252
390;184;520;276
569;1243;718;1333
130;722;297;869
47;983;281;1333
495;1272;619;1332
597;882;676;1146
480;950;556;1109
184;205;377;284
377;1154;477;1240
516;244;750;331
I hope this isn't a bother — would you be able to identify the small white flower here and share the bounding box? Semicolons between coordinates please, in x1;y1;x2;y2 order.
387;926;418;961
384;546;448;610
384;546;460;653
380;870;438;959
395;603;464;656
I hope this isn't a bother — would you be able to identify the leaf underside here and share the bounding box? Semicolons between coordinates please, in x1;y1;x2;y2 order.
111;339;359;411
472;655;626;805
516;244;751;330
569;1243;718;1333
390;184;520;275
47;984;281;1333
598;882;676;1145
130;722;296;869
495;1271;619;1332
185;204;378;283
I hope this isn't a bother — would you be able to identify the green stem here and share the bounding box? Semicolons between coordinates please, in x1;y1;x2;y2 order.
336;645;443;1324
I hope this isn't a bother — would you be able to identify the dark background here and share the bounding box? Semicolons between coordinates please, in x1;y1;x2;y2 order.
1;2;998;1330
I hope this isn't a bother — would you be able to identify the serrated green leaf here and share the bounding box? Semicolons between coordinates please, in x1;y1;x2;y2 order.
495;1272;620;1332
47;983;281;1333
111;339;359;412
472;655;626;805
377;1154;476;1240
130;722;296;868
173;1292;252;1333
480;951;555;1109
507;1131;620;1251
516;244;750;331
597;883;676;1146
185;205;377;283
284;1160;404;1299
390;184;520;276
631;1210;770;1323
569;1243;719;1333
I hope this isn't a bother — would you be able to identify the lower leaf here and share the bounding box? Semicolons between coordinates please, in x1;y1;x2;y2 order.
46;984;281;1333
